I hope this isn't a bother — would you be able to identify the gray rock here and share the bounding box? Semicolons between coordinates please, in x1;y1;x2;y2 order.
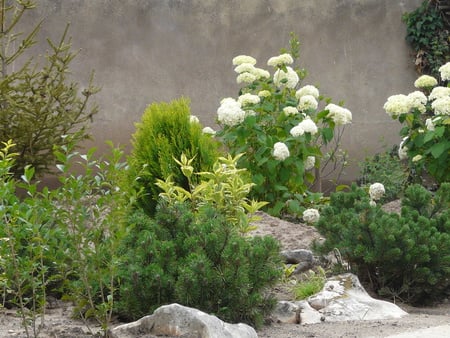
107;303;257;338
280;249;315;273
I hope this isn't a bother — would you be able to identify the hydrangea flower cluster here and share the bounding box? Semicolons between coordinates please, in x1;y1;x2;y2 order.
302;208;320;224
325;103;353;125
440;62;450;81
217;98;245;127
369;182;385;201
414;74;438;89
273;142;290;161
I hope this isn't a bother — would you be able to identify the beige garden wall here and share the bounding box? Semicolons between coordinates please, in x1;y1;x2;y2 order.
23;0;422;182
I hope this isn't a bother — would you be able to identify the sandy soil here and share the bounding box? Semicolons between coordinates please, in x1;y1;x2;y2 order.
1;204;449;337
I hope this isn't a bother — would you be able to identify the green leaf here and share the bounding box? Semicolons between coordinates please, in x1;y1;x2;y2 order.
430;141;450;159
321;127;334;143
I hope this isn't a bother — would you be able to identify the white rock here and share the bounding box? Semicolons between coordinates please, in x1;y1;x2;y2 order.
107;303;257;338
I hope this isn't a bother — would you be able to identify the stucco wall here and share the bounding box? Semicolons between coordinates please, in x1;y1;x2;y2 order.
22;0;422;181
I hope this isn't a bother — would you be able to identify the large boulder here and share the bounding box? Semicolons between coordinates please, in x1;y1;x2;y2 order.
272;273;408;325
107;303;257;338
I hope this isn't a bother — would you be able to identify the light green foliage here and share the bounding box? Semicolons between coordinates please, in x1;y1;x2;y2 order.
0;138;133;336
129;97;220;215
0;140;50;337
0;1;99;177
216;34;349;217
156;153;268;234
52;138;133;333
358;146;409;202
293;267;326;300
116;202;282;328
402;1;450;77
314;183;450;305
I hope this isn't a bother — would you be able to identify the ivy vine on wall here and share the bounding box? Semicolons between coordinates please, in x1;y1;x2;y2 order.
402;0;450;79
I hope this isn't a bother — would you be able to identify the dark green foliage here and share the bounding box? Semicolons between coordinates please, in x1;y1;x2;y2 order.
358;146;409;202
0;1;99;177
402;0;450;77
314;183;450;305
116;202;282;327
128;97;220;215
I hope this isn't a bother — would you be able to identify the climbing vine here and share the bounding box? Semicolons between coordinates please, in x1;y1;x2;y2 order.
402;0;450;79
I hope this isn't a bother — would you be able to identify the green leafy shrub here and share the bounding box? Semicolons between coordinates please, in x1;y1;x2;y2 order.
313;183;450;305
214;34;351;217
0;138;133;336
358;146;409;202
52;139;133;332
128;97;220;215
0;2;99;178
384;62;450;184
402;0;450;78
116;202;282;328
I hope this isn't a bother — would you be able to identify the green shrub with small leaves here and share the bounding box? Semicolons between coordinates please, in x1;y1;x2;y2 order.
358;146;409;202
128;97;221;215
116;202;282;328
314;183;450;305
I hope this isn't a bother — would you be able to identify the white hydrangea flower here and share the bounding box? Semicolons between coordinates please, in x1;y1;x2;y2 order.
369;182;385;201
202;127;216;135
414;75;438;89
398;138;408;160
429;86;450;101
283;106;299;116
232;55;257;66
298;117;318;135
295;85;320;100
369;200;377;207
234;63;256;74
290;125;305;137
425;118;435;131
412;154;423;162
258;90;271;98
273;142;290;161
302;208;320;224
431;96;450;115
297;95;318;111
237;72;257;84
383;94;411;117
189;115;199;124
238;93;261;106
325;103;353;125
267;53;294;67
439;61;450;81
273;67;299;89
253;67;271;79
217;98;246;127
407;91;427;113
304;156;316;170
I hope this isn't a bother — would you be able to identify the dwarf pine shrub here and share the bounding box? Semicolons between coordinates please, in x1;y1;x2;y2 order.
313;183;450;305
128;97;220;215
116;202;282;328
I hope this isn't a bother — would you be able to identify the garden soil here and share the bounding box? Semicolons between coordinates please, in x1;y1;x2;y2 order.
1;201;449;337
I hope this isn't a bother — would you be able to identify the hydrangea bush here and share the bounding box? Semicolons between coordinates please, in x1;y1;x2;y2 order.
215;36;352;216
384;62;450;183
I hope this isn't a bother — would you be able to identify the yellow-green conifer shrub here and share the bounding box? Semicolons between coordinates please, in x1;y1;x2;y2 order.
128;97;220;215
